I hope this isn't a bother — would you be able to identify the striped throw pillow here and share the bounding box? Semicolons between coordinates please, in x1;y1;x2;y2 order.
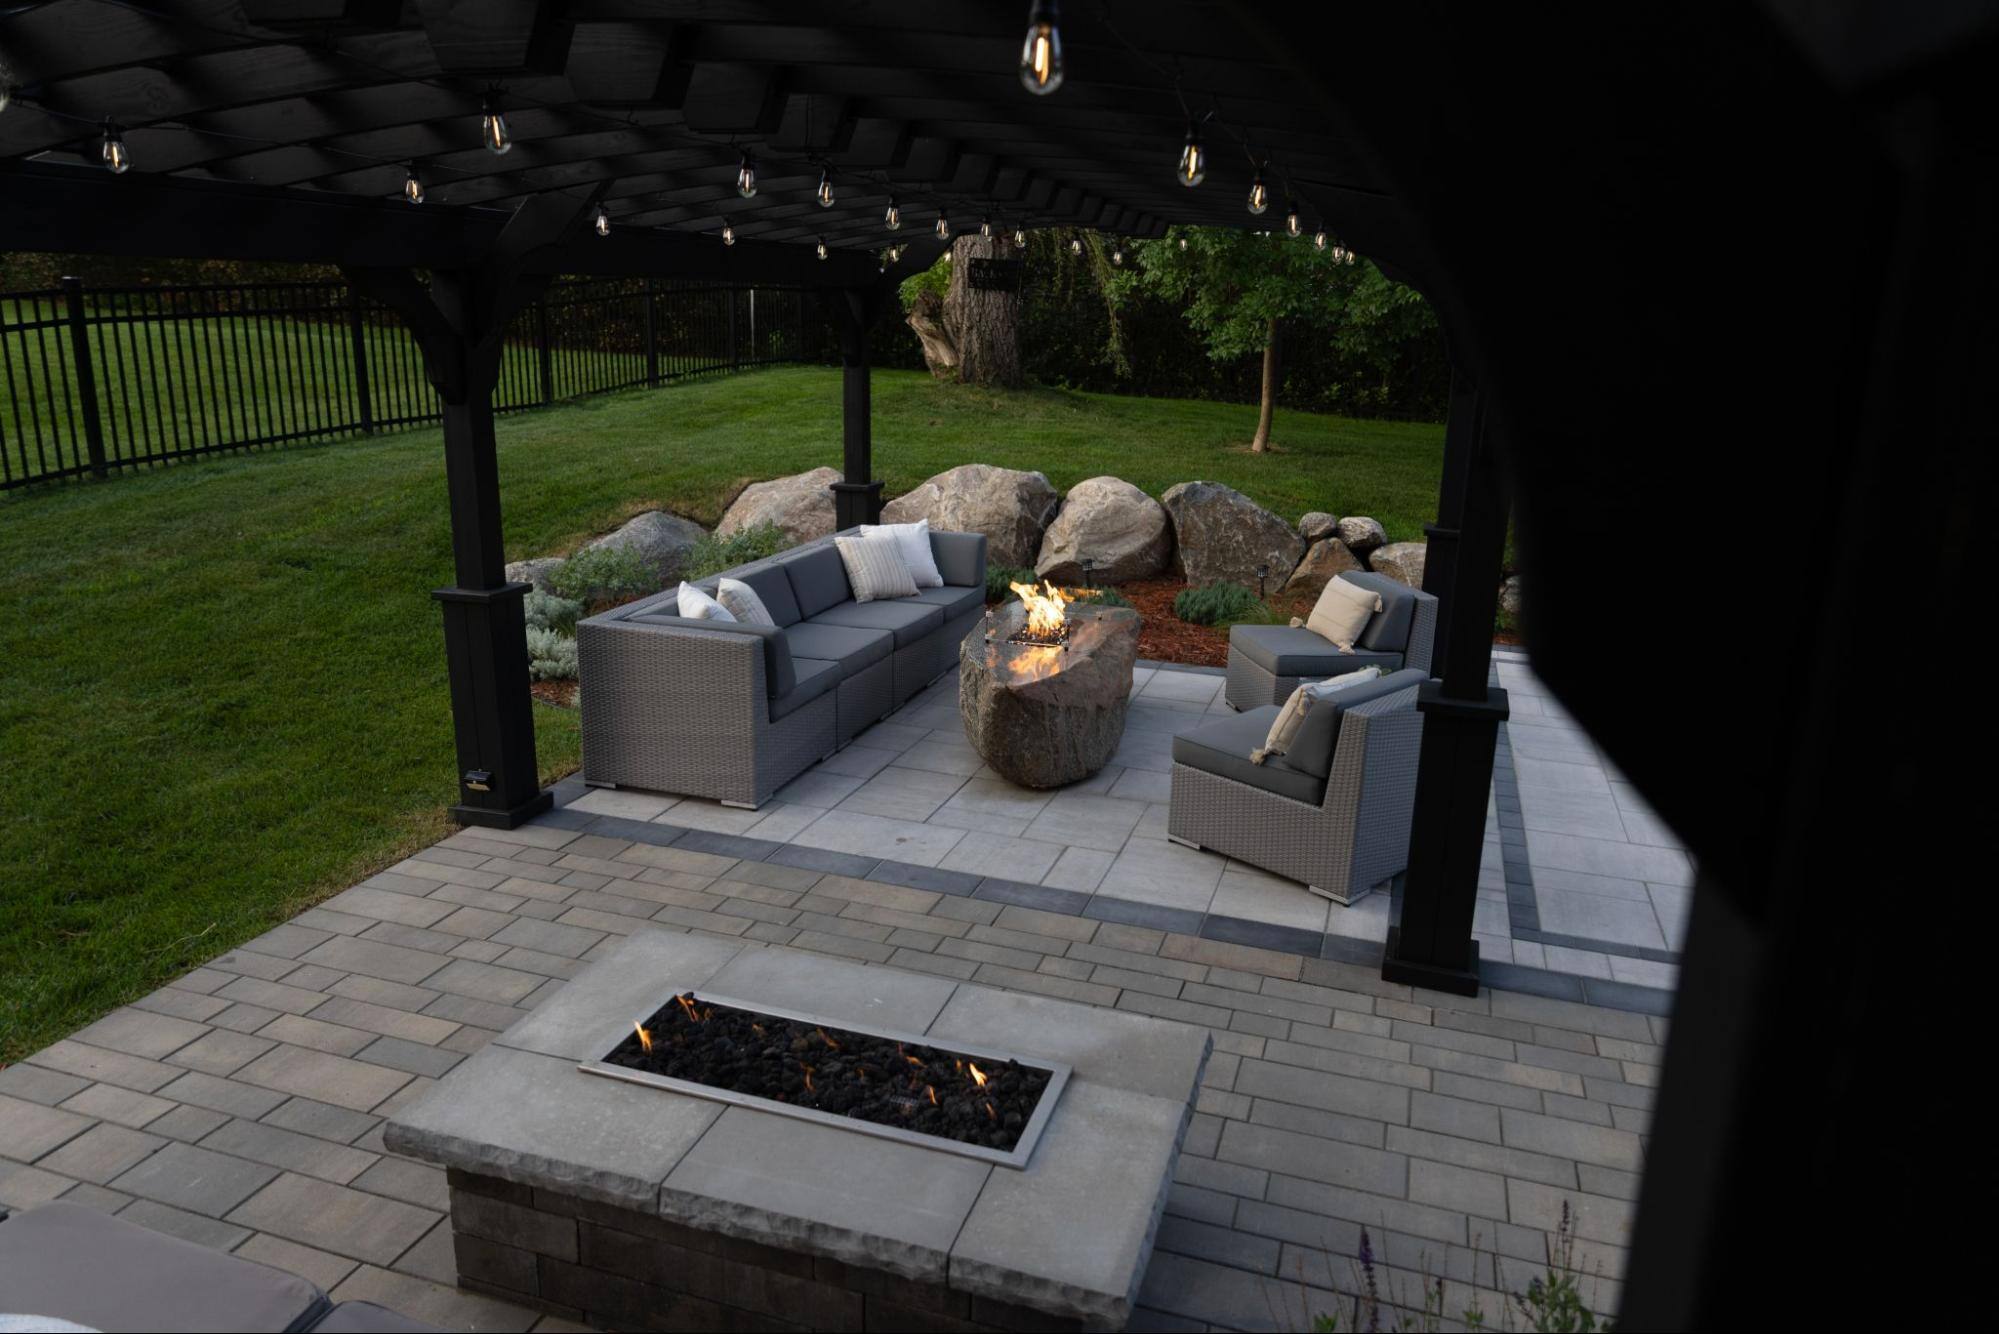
716;577;774;626
834;532;918;603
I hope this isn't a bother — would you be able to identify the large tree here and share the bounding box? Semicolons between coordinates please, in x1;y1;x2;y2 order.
1108;227;1427;451
901;233;1026;388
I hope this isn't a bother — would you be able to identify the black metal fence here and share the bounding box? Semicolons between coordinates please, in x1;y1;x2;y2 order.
0;276;831;490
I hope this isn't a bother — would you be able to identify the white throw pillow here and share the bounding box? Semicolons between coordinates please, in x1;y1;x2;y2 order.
715;576;774;626
1304;576;1381;652
676;581;735;622
861;519;944;588
1251;668;1382;765
835;532;919;602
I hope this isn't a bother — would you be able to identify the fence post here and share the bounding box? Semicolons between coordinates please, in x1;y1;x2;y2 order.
60;276;108;478
348;285;374;434
797;296;807;363
644;278;659;388
537;300;555;404
728;289;739;371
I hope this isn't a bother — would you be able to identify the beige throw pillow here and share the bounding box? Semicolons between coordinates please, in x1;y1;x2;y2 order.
676;581;734;622
1251;668;1383;765
1304;576;1381;652
715;576;774;626
835;532;919;602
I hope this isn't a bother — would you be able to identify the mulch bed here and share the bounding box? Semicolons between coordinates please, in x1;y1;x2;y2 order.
1109;577;1318;669
530;680;579;708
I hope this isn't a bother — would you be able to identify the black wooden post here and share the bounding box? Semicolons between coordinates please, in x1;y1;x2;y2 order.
831;288;882;528
1381;376;1510;996
348;285;374;435
1418;368;1476;668
60;276;108;478
643;277;659;388
536;299;555;405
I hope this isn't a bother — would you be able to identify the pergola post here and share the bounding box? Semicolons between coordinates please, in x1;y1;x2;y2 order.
831;287;883;528
1381;372;1510;995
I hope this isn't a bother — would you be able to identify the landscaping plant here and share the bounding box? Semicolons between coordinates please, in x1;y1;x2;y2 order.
547;543;655;607
686;520;792;580
1173;580;1261;625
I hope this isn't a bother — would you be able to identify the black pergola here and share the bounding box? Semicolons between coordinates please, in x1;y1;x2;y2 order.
4;3;1993;1326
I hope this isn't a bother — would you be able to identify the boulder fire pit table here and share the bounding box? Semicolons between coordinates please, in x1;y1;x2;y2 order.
960;590;1142;789
383;930;1209;1332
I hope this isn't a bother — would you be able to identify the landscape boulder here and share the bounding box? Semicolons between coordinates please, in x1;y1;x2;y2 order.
581;510;708;584
1160;480;1305;591
717;467;841;546
1368;540;1428;588
505;557;565;594
1298;511;1339;544
1500;574;1523;618
883;463;1061;568
1034;476;1172;585
1335;515;1388;557
1279;538;1364;600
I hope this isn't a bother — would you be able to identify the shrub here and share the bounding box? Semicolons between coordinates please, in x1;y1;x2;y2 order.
686;521;792;580
525;626;579;682
548;543;654;605
986;566;1041;603
1073;586;1133;609
523;588;584;636
1173;581;1260;625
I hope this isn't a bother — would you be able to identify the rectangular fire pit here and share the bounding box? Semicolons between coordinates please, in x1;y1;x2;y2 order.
384;932;1210;1331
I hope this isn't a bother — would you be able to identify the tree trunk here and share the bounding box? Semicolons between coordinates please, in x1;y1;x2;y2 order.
943;233;1024;388
1249;317;1280;452
906;291;959;380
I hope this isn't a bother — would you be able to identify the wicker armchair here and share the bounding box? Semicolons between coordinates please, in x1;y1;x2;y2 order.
1167;669;1427;905
1224;571;1437;712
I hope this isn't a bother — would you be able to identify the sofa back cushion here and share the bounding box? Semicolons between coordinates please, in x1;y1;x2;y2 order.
1285;667;1426;777
1341;571;1420;653
929;530;986;588
782;544;852;619
736;563;802;626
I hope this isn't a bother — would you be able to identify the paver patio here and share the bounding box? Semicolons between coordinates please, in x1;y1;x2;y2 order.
1;655;1659;1329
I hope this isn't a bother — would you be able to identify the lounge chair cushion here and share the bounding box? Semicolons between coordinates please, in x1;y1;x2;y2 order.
781;621;895;678
781;545;853;619
902;582;986;621
1230;624;1403;678
770;656;841;722
306;1302;441;1332
1173;708;1328;805
0;1202;329;1333
1283;668;1428;777
930;530;986;589
1341;571;1420;653
808;598;945;648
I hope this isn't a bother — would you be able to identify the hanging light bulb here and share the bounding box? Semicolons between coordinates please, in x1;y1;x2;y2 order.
594;205;611;237
1176;123;1206;188
1013;226;1027;247
816;238;829;260
1246;168;1268;216
403;165;425;205
480;93;511;155
735;154;757;198
980;215;993;240
1178;235;1188;251
1111;245;1123;266
1313;228;1327;250
816;168;835;208
1343;248;1356;266
100;121;130;174
722;222;736;246
1070;236;1083;255
934;207;951;241
1018;1;1064;96
884;196;902;230
1285;201;1301;237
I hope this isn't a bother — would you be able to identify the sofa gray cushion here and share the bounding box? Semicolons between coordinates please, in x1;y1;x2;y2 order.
1230;624;1403;677
626;613;795;699
782;621;894;677
809;598;945;647
307;1302;441;1332
1342;571;1419;653
902;583;985;621
0;1201;330;1333
1284;668;1428;777
1172;708;1327;805
782;545;852;619
737;563;803;627
930;530;986;589
770;656;841;722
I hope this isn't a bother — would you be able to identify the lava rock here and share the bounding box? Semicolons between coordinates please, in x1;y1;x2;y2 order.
883;464;1062;568
1033;476;1172;585
1160;480;1305;590
717;466;843;545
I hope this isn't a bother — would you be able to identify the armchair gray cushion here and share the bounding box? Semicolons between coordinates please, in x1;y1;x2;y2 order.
809;598;945;647
1342;571;1420;653
770;657;841;721
1172;708;1329;804
781;620;894;677
903;583;985;620
1285;669;1431;776
930;530;987;589
1229;624;1404;677
781;545;852;618
625;612;795;699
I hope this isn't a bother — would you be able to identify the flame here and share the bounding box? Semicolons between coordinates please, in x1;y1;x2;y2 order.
751;1022;765;1036
984;1101;997;1122
802;1064;815;1094
968;1062;989;1088
816;1027;841;1050
634;1022;653;1053
674;994;701;1023
1008;580;1075;638
926;1085;939;1106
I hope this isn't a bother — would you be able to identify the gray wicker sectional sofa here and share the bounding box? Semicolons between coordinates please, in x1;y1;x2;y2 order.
1224;571;1438;712
577;527;987;808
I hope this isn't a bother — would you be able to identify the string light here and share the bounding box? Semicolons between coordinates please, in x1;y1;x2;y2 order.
1018;1;1064;96
403;165;424;204
1013;226;1027;247
816;168;835;208
1246;167;1268;216
594;205;611;237
935;207;951;241
100;121;129;174
884;197;902;230
1344;248;1357;266
1179;236;1188;251
721;222;736;246
480;92;510;155
1111;245;1123;266
1176;123;1205;187
1285;200;1301;237
980;215;993;239
1070;237;1083;254
1313;228;1327;250
816;238;829;260
735;154;757;198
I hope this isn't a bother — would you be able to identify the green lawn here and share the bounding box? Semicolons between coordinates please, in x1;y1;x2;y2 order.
0;365;1442;1059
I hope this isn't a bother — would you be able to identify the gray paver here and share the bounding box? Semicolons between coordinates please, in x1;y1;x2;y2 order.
108;1140;280;1215
228;1171;440;1267
492;930;745;1061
